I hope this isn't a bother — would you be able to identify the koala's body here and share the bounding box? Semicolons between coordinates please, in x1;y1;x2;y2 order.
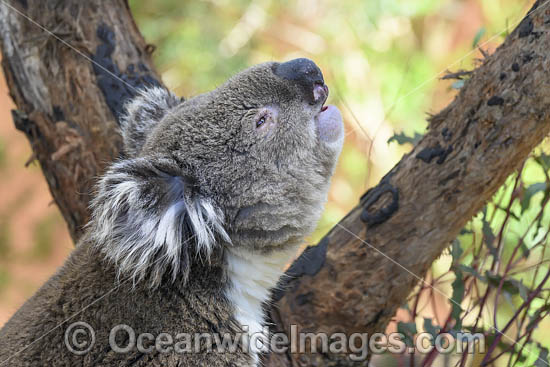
0;58;344;366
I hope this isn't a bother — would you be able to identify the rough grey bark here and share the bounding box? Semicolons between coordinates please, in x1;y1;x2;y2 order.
0;0;548;366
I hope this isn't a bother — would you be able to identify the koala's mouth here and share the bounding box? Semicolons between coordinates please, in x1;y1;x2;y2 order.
315;104;344;144
311;83;344;144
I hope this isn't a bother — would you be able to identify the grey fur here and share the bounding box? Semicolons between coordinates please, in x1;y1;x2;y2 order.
0;59;343;366
120;86;181;157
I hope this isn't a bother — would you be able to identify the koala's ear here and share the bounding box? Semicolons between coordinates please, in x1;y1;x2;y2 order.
120;87;182;157
89;157;230;288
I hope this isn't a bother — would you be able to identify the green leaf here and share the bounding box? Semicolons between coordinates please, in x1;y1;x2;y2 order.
472;27;486;48
456;264;486;282
485;273;531;299
387;132;423;146
514;346;528;363
483;334;528;362
451;239;463;263
481;218;498;257
397;321;417;347
516;279;529;301
535;346;549;367
535;153;550;171
450;268;464;329
518;241;531;259
423;318;440;340
521;183;547;213
527;305;550;331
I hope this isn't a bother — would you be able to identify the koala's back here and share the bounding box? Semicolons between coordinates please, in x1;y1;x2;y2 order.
0;241;250;367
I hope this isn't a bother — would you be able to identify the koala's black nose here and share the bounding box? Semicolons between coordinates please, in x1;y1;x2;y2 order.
273;58;327;104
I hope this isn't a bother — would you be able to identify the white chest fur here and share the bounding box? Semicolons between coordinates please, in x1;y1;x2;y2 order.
224;245;299;365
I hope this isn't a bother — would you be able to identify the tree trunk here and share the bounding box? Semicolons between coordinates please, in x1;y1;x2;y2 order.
1;0;549;366
0;0;159;242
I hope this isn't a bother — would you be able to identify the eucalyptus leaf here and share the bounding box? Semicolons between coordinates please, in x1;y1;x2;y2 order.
535;153;550;171
472;27;486;48
397;321;417;347
450;269;464;329
451;239;463;263
456;264;486;282
423;317;440;340
535;346;549;367
482;218;498;257
521;182;547;213
485;272;532;298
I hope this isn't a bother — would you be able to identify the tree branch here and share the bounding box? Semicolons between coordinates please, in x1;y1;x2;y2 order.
1;1;549;366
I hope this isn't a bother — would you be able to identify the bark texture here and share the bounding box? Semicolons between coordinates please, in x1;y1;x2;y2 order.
1;0;549;366
0;0;159;241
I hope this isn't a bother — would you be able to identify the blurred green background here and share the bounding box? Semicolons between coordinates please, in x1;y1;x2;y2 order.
0;0;543;365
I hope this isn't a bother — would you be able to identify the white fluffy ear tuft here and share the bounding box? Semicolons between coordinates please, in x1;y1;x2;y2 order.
88;157;230;288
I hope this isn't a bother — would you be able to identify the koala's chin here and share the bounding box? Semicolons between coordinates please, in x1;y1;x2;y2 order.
0;58;343;367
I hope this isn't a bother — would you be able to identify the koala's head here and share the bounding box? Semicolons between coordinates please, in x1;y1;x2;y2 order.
91;59;343;286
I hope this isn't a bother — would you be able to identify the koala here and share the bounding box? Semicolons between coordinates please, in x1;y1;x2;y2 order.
0;58;344;366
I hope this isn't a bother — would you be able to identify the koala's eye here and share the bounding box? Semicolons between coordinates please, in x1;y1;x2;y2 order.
253;107;278;135
256;116;267;128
